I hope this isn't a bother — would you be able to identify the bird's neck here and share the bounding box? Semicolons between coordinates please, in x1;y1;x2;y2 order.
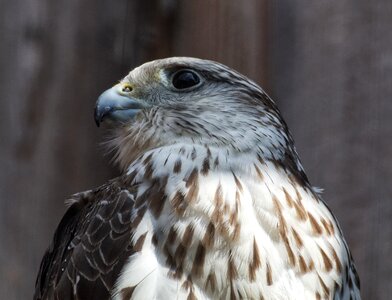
126;143;271;179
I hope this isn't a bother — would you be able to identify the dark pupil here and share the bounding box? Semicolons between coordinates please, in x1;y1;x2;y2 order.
172;71;200;89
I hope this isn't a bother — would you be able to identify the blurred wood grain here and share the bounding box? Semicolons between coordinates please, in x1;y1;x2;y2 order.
268;2;392;299
0;0;390;299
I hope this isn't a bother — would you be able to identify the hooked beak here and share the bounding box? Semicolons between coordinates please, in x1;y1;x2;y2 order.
94;83;148;127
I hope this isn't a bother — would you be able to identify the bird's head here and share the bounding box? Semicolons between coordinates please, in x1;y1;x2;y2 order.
95;57;297;171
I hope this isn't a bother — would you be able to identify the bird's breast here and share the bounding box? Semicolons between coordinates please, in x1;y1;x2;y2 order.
112;144;356;299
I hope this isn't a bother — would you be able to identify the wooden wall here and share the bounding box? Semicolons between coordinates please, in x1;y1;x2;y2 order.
269;2;392;299
0;1;390;298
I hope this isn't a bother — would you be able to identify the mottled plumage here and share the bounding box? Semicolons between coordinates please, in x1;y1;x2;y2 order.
34;57;360;299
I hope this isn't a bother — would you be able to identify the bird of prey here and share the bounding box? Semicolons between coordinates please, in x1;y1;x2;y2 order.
34;57;360;300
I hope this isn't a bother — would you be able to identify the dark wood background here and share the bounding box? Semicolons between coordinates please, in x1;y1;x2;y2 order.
0;1;391;299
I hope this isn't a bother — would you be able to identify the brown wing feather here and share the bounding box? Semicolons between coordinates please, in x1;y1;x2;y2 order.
34;177;136;300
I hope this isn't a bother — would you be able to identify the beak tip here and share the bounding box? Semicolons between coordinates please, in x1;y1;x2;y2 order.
94;86;145;126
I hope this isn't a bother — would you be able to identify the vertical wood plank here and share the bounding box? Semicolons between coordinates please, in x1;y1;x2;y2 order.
0;0;175;298
268;1;392;299
172;0;268;88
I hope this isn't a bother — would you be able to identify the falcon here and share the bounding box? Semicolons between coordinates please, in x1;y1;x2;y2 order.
34;57;360;300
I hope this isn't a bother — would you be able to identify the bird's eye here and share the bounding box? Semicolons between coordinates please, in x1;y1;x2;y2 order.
172;70;201;90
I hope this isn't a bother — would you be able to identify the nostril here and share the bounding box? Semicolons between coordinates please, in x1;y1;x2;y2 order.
122;84;132;93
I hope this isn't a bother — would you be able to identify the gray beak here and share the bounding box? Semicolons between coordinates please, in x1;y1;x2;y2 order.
94;83;147;127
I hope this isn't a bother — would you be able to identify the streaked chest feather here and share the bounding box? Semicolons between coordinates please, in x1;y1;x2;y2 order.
112;144;359;300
